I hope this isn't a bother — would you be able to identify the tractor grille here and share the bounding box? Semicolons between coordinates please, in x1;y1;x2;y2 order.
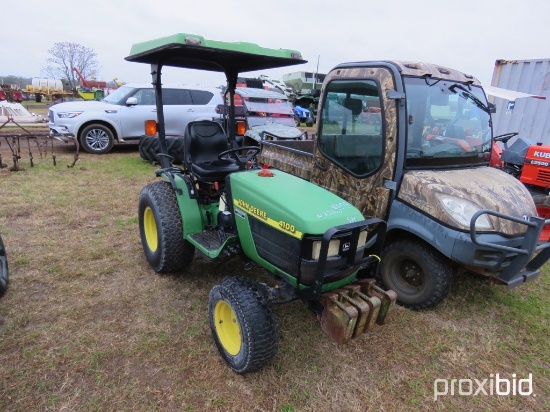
248;216;301;276
537;169;550;184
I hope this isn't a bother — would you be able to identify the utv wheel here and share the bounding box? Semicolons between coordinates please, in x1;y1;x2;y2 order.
79;123;114;154
138;181;195;273
379;239;452;310
208;277;278;374
0;234;8;298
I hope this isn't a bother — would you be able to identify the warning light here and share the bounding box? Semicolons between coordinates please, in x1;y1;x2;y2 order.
258;164;274;177
145;120;157;136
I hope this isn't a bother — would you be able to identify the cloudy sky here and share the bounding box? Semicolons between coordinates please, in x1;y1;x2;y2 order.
3;0;549;87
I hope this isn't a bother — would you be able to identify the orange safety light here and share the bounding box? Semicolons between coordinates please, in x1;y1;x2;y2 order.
236;121;246;136
145;120;157;136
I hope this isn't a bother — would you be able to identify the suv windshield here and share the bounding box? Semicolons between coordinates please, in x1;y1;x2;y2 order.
102;86;135;104
404;77;492;168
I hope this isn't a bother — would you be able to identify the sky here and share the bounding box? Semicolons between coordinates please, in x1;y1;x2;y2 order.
2;0;549;88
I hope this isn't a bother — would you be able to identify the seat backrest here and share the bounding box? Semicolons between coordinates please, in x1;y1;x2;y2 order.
184;120;228;164
342;97;363;116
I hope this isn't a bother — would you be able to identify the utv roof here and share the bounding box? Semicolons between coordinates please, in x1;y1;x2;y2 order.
125;33;307;74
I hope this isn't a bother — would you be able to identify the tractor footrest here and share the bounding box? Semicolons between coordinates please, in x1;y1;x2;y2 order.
318;279;397;344
188;230;223;252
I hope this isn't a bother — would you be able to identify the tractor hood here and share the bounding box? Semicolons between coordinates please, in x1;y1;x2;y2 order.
397;167;537;235
245;122;305;142
229;169;364;238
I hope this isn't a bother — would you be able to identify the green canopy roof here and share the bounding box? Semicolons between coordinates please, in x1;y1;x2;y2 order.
125;33;307;74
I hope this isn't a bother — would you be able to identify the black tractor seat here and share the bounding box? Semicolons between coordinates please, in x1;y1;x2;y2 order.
183;120;240;182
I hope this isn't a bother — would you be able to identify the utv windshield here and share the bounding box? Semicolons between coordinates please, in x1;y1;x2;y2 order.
404;77;492;168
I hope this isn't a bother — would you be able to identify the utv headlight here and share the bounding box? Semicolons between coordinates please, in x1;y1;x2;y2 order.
438;194;493;230
57;111;83;119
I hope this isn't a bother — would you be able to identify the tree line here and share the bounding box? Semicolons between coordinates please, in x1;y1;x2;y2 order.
1;42;101;91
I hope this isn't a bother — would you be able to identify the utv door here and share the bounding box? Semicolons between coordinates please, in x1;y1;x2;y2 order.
311;66;398;219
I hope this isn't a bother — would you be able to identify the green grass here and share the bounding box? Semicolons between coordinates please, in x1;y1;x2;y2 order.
0;142;549;411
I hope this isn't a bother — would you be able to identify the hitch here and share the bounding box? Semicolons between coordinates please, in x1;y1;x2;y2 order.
318;279;396;344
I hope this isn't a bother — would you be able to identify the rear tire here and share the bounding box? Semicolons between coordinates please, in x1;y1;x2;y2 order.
0;234;8;298
379;239;452;310
208;277;278;374
139;135;160;163
138;181;195;273
138;136;185;164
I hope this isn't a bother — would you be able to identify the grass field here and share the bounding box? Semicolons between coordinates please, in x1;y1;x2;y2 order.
0;138;549;411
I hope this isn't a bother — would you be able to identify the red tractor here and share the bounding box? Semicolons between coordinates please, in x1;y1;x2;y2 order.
491;132;550;240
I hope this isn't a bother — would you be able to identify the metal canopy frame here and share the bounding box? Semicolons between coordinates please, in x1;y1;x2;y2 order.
125;33;306;169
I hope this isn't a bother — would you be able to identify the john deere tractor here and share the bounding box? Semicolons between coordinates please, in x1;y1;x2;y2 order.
126;33;395;374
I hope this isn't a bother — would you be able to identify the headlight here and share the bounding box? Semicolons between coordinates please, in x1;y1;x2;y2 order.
438;194;493;230
57;111;83;119
311;239;340;259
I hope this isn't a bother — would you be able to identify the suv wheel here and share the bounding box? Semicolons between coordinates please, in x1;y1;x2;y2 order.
79;124;115;154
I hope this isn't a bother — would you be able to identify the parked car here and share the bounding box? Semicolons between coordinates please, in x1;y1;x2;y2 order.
48;83;223;154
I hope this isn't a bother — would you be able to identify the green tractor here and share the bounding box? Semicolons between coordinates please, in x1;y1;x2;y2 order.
127;33;396;374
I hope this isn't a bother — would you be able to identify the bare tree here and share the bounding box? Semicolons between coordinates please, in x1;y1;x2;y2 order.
42;42;100;90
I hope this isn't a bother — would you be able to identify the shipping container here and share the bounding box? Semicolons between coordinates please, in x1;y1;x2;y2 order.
490;59;550;144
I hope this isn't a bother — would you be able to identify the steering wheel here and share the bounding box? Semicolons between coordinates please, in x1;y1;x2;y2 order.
218;146;261;169
493;132;518;144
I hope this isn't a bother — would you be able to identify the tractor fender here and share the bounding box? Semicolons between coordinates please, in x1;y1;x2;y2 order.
162;172;203;237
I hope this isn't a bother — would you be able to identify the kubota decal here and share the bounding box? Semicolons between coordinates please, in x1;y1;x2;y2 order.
233;198;303;239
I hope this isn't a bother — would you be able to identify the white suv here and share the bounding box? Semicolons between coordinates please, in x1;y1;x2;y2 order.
48;83;223;154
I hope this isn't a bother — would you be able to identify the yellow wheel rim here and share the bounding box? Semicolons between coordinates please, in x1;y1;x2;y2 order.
214;300;241;356
143;206;158;252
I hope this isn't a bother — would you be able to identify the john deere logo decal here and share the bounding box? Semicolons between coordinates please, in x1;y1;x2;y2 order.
234;198;303;239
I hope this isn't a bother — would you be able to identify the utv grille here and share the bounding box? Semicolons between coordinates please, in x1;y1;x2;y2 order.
248;216;301;276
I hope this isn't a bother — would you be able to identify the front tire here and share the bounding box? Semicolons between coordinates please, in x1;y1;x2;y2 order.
138;181;195;273
208;277;278;374
379;239;453;310
0;234;9;298
79;124;114;154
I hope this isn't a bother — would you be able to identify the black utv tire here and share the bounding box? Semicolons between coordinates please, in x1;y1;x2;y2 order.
0;234;8;298
79;123;114;154
379;239;453;310
208;277;278;374
138;181;195;273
